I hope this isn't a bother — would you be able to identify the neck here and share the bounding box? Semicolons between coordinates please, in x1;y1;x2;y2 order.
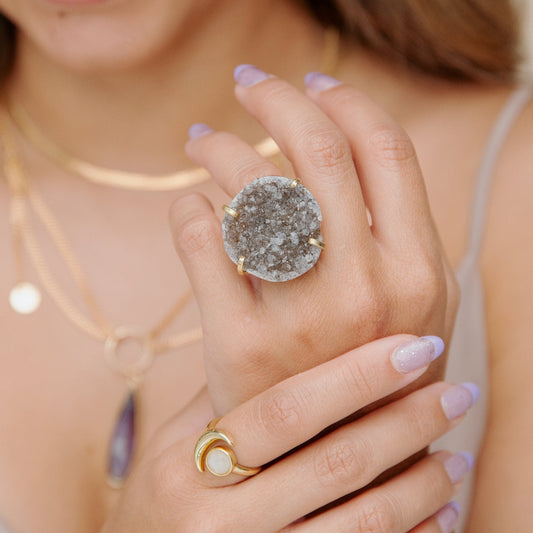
5;0;325;173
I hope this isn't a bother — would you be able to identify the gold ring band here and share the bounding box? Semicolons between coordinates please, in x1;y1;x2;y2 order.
194;418;262;478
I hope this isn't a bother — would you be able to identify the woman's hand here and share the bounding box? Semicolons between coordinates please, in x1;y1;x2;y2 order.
169;68;459;414
102;336;476;532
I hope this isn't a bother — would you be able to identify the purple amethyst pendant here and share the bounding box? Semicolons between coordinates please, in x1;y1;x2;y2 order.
107;390;136;488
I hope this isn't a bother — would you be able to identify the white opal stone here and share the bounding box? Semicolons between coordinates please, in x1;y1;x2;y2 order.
206;448;233;476
9;282;42;314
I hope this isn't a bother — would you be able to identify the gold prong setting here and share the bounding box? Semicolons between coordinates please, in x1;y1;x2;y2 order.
222;204;239;218
237;256;246;275
308;237;326;250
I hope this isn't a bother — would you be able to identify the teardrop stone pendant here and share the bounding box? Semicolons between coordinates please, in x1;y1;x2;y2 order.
107;389;136;489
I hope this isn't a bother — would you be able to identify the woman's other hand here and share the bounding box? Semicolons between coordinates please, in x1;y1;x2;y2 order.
102;335;477;532
169;68;459;414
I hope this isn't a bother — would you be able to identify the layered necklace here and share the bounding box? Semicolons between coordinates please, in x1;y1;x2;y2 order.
1;27;340;488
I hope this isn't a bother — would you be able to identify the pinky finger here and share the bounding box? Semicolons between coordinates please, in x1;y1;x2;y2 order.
409;501;461;533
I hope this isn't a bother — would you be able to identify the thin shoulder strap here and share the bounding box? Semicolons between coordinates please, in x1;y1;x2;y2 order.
459;84;533;273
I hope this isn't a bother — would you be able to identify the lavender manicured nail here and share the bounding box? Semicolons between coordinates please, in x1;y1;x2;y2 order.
436;501;460;533
441;383;480;420
390;336;444;373
444;452;474;483
304;71;342;91
234;64;270;87
188;123;214;140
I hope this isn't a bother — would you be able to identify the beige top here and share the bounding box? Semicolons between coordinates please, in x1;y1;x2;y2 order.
434;84;533;531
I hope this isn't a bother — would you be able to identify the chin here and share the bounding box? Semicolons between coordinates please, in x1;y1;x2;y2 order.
0;0;199;72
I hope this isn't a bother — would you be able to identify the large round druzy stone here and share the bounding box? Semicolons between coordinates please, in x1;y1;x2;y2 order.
222;176;323;282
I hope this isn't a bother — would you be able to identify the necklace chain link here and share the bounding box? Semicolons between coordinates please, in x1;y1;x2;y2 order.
0;112;203;382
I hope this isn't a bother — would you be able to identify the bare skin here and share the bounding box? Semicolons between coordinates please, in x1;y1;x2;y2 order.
0;0;531;531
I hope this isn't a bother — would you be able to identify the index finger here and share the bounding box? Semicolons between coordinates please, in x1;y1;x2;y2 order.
195;334;445;487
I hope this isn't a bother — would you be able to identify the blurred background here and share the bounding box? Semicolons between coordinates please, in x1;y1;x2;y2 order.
520;0;533;75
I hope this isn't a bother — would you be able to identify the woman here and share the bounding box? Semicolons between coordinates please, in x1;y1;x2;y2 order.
0;0;530;531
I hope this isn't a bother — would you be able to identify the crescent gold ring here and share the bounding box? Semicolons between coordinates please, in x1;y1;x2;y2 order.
194;418;262;478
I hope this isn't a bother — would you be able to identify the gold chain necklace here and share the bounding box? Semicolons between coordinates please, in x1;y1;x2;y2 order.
1;27;341;488
7;101;282;191
0;113;205;488
7;27;340;191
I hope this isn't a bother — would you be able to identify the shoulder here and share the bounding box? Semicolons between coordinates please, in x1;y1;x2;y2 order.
481;84;533;303
481;84;533;343
467;86;533;527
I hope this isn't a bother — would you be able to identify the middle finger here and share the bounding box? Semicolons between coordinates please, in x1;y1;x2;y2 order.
232;66;370;255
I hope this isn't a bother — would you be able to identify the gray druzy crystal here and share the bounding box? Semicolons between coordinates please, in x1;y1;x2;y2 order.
222;176;323;282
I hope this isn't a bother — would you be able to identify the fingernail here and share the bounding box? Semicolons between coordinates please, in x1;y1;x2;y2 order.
304;71;342;91
441;383;480;420
390;336;444;373
234;64;270;87
444;452;474;484
188;123;214;140
436;501;460;533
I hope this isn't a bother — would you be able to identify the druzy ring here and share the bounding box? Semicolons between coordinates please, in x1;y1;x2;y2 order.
222;176;325;282
194;418;262;478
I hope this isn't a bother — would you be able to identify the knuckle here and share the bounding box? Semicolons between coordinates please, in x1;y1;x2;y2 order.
340;354;379;405
368;126;417;171
289;298;330;349
258;387;304;436
398;259;446;312
354;497;395;533
231;160;277;192
416;263;446;299
346;276;392;340
300;127;351;172
177;216;218;256
314;436;369;488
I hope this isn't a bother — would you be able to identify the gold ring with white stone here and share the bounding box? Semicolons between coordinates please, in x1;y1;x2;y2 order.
194;418;262;478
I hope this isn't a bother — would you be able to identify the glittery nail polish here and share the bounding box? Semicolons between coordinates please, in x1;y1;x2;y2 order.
390;336;444;373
